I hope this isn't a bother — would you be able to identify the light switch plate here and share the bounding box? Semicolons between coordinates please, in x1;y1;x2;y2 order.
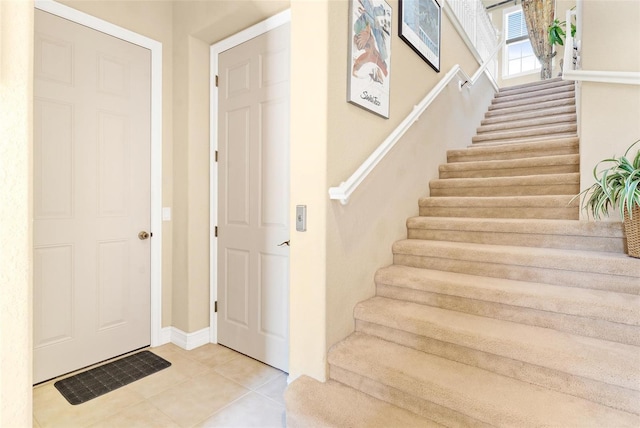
296;205;307;232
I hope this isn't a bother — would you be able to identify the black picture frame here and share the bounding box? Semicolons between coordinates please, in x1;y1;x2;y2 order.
399;0;441;72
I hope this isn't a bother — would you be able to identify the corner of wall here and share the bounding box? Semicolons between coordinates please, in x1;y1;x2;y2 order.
288;0;329;382
0;1;34;426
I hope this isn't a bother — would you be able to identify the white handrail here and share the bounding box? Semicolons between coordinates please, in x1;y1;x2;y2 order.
562;8;640;85
328;41;503;205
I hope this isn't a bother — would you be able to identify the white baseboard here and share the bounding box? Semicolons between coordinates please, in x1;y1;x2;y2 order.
159;326;211;351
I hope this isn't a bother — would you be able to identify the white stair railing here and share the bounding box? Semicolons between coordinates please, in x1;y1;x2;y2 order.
445;0;500;79
328;41;503;205
328;0;501;205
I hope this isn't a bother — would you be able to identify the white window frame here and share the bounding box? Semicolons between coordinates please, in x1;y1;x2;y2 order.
502;5;541;79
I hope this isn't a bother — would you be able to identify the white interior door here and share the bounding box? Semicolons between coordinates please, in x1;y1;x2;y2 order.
217;22;290;372
33;9;152;384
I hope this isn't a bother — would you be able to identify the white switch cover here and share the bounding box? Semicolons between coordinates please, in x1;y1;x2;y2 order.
162;207;172;221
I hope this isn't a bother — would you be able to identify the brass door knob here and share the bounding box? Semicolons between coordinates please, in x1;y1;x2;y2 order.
138;231;150;240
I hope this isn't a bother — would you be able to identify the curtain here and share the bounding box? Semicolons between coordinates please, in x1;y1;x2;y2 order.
521;0;555;79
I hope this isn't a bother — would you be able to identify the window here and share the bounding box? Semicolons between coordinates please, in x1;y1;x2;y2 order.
503;7;540;77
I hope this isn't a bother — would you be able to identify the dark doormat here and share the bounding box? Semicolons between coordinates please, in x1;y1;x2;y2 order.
54;350;171;405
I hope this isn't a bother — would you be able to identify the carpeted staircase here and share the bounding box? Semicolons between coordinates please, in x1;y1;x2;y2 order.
285;78;640;427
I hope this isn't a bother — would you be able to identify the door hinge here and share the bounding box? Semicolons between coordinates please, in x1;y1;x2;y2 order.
214;301;218;313
215;150;218;162
215;75;219;87
215;226;218;237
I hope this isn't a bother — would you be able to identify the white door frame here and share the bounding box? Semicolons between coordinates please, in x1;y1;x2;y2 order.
209;9;291;344
34;0;163;347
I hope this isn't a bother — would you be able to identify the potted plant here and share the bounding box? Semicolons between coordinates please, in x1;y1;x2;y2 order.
548;17;576;47
548;10;577;73
576;140;640;258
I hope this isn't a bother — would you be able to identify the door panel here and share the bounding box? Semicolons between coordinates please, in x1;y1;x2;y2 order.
33;9;151;383
218;22;290;372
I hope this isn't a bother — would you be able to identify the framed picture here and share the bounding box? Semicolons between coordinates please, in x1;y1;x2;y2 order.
399;0;441;72
347;0;392;119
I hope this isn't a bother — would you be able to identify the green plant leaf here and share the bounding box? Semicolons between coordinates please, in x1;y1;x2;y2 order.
579;140;640;220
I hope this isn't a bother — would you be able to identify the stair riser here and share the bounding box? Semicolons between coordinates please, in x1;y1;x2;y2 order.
447;141;578;163
471;134;580;147
493;85;575;104
472;124;578;143
356;320;640;415
393;254;639;295
376;284;640;346
329;365;491;428
448;147;578;163
439;164;578;179
498;78;575;95
477;114;577;134
418;206;578;220
406;228;626;253
481;106;576;126
430;183;579;197
488;91;575;111
497;79;573;96
485;98;576;118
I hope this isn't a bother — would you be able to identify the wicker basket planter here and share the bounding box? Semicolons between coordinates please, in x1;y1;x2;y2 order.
624;205;640;258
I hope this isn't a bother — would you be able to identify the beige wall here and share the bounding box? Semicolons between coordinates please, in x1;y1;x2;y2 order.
578;0;640;219
289;0;330;382
0;1;34;426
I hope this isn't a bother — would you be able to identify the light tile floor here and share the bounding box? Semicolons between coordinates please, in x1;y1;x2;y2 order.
33;343;288;428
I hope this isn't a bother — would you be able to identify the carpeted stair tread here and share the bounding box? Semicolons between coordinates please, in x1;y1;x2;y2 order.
472;123;577;143
355;296;640;391
375;265;639;326
429;173;579;197
484;97;576;118
418;195;578;219
285;375;442;428
406;216;626;252
355;298;640;414
392;239;640;294
328;333;640;427
439;153;579;178
492;83;575;105
481;104;576;126
375;266;639;346
447;136;578;162
477;113;576;134
487;90;574;111
393;239;639;280
468;133;580;147
497;77;571;95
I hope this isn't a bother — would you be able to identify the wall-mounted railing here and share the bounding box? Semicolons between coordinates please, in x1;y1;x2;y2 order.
328;42;503;205
329;0;501;205
562;8;640;85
